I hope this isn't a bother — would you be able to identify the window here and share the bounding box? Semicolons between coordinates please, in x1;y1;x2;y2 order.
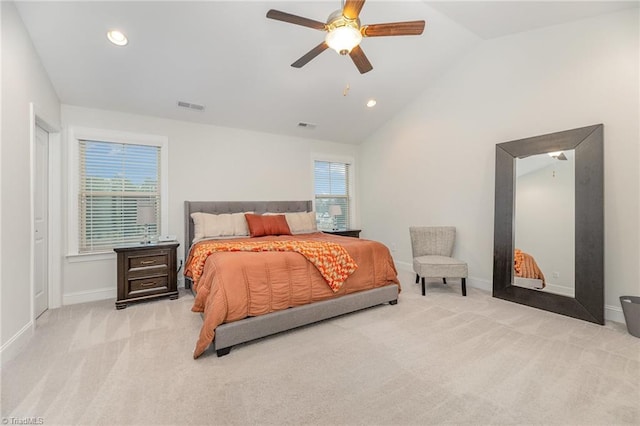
79;140;160;252
314;160;351;230
68;127;168;257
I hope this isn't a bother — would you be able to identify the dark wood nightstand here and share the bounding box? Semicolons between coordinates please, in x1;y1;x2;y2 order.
324;229;361;238
114;242;179;309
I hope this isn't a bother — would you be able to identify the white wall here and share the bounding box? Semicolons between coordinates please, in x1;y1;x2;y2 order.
1;2;60;358
60;105;357;302
358;9;639;320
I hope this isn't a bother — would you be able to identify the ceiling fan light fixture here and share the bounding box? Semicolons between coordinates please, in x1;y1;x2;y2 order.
325;25;362;55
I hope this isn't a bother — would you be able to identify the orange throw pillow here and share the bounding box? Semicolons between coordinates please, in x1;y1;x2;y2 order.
245;214;292;237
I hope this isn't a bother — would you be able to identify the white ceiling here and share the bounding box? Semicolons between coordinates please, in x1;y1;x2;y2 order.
15;1;638;144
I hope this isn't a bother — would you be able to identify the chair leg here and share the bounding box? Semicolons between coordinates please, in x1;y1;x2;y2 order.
415;274;420;284
461;278;467;296
442;278;447;284
421;277;426;296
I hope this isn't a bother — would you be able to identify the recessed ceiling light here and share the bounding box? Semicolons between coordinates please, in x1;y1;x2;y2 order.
107;30;128;46
366;99;377;108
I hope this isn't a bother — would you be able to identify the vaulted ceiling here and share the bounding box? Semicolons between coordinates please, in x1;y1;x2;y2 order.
15;1;638;144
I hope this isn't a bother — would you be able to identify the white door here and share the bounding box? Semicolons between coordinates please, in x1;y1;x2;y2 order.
34;125;49;318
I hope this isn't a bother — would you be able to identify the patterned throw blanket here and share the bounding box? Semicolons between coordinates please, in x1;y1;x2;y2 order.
185;240;358;292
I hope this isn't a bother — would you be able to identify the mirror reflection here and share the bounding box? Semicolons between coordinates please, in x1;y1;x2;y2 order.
513;150;575;297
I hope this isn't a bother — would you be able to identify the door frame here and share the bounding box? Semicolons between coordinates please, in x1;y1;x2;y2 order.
29;103;62;325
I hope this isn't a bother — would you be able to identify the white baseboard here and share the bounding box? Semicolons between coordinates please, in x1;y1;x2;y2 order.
605;304;625;324
63;287;116;305
468;277;492;292
1;321;34;366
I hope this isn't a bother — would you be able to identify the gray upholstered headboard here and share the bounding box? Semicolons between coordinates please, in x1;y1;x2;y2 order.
183;200;313;261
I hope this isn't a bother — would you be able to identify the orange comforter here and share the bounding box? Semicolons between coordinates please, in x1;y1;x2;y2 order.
185;239;358;292
514;249;546;287
186;232;400;358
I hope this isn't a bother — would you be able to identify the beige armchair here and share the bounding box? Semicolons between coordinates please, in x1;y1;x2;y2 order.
409;226;467;296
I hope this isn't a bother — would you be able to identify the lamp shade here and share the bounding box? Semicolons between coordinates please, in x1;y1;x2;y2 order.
136;205;155;225
328;205;342;217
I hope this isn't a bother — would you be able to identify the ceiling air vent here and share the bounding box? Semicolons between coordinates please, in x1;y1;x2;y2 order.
177;101;205;111
297;122;317;130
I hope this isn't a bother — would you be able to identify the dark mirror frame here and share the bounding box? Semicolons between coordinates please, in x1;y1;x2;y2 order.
493;124;604;324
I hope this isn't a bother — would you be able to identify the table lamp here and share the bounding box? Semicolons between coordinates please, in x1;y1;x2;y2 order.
136;205;155;244
328;205;342;231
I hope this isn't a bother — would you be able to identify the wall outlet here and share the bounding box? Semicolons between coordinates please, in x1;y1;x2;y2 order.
390;242;397;252
552;271;560;278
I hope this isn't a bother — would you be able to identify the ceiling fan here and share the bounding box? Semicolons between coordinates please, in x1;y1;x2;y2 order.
266;0;425;74
549;151;568;160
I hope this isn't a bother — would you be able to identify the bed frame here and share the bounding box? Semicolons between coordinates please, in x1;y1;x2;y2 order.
184;200;399;357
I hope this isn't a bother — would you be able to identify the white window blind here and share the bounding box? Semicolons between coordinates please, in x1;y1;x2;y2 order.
79;140;160;253
314;160;350;230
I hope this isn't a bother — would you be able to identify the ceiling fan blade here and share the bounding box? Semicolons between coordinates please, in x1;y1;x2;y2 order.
343;0;366;20
266;9;326;31
349;45;373;74
291;42;329;68
361;20;426;37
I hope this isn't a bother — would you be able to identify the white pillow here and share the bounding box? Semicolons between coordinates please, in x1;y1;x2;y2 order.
287;212;317;234
191;212;253;242
265;211;317;234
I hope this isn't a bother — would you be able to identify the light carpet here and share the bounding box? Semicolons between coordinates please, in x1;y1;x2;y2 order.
2;271;639;425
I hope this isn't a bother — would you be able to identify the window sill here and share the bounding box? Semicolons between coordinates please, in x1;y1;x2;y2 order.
66;251;116;263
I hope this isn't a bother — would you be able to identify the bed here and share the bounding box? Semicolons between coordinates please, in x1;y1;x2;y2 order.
513;249;546;289
184;200;400;358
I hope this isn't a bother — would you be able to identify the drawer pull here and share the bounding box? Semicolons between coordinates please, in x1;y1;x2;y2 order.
140;260;156;265
140;281;157;287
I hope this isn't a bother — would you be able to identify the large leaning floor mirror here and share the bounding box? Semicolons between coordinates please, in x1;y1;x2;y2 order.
493;124;604;324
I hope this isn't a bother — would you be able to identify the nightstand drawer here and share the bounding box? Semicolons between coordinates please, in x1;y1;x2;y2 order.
127;265;168;280
129;275;168;294
129;253;168;270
